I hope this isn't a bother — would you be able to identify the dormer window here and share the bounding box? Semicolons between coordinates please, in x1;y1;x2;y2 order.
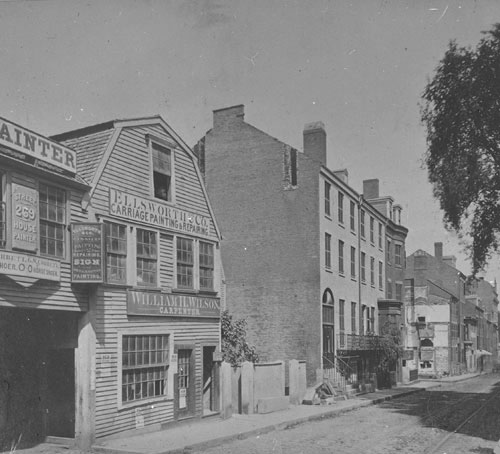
152;142;172;202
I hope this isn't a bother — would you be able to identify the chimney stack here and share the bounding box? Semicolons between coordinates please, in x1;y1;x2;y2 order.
363;179;379;200
303;121;326;165
213;104;245;130
434;242;443;259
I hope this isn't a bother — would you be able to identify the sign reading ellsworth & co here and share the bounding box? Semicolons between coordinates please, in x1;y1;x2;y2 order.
127;289;220;318
0;117;77;173
0;250;60;281
71;223;104;283
109;188;211;236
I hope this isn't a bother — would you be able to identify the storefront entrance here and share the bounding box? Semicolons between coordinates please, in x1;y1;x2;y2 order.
174;347;195;420
202;346;219;416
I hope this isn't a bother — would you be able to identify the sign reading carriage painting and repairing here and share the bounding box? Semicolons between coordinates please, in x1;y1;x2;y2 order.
0;250;60;281
0;118;77;174
127;289;220;318
109;188;211;236
71;223;104;283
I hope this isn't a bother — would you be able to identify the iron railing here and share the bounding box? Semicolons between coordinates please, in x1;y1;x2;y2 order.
338;333;383;351
322;354;358;394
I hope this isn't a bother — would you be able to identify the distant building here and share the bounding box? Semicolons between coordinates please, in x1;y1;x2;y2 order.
195;105;408;386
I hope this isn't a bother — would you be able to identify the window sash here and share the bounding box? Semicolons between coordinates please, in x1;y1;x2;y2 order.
200;241;214;290
152;143;171;175
324;182;331;216
106;222;127;284
360;210;365;238
370;257;375;285
378;223;383;249
361;252;366;282
379;261;383;288
338;240;344;274
338;193;344;223
350;246;356;278
137;229;157;286
39;183;66;258
351;302;356;333
395;244;402;265
177;238;194;289
370;217;374;243
325;233;331;268
350;201;355;231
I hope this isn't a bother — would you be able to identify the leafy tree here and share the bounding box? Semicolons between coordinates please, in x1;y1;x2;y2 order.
421;23;500;274
220;310;259;366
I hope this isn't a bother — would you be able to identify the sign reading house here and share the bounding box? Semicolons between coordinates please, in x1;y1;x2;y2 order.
0;117;77;174
109;188;211;236
127;289;220;318
71;223;104;283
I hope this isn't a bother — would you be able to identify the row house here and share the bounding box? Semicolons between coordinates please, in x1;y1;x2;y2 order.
195;105;408;386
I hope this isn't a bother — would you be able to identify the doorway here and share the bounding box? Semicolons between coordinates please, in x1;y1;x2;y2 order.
175;347;195;420
202;346;219;415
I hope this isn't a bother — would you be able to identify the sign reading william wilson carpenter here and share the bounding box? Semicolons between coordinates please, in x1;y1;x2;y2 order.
71;223;104;282
127;289;220;318
109;188;211;236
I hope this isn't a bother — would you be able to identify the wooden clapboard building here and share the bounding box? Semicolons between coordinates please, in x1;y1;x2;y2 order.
0;118;92;450
52;116;223;441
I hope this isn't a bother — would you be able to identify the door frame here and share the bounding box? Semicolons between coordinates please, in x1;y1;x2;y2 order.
201;344;220;415
174;344;196;420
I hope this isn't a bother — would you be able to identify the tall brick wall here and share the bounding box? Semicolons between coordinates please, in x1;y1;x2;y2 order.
200;106;322;384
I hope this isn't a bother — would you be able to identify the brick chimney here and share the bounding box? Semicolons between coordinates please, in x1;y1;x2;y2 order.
213;104;245;130
443;256;457;268
303;121;326;165
434;242;443;259
363;179;379;200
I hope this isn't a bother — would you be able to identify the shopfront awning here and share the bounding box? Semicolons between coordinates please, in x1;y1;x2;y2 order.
476;350;492;357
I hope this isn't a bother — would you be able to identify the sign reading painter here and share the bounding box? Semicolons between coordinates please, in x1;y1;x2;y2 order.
0;250;60;281
0;117;76;173
11;183;38;252
71;223;104;283
127;289;220;318
109;188;211;236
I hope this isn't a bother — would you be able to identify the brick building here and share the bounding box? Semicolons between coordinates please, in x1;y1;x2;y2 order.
195;105;408;385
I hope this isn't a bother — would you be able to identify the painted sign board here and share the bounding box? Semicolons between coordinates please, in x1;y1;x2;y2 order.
109;188;211;237
127;289;220;318
0;250;60;281
0;118;77;173
11;183;38;252
71;223;104;283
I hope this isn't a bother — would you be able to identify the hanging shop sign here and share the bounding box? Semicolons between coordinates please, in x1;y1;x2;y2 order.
0;250;60;281
11;183;38;252
71;223;104;283
127;289;221;318
0;117;77;174
109;188;211;237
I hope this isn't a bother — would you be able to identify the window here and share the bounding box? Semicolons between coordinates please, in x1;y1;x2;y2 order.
105;222;127;284
351;302;357;334
370;257;375;286
378;261;383;289
177;237;194;289
361;252;366;282
339;299;345;347
338;240;344;275
322;290;334;365
199;241;214;290
338;192;344;224
395;283;403;301
395;244;402;266
122;334;169;403
378;222;383;249
324;182;331;217
0;175;5;248
325;233;332;269
387;240;391;264
350;246;356;278
371;307;375;333
350;201;355;231
360;210;365;238
290;149;298;186
39;183;66;258
137;229;157;286
152;142;172;201
387;280;393;299
370;217;374;244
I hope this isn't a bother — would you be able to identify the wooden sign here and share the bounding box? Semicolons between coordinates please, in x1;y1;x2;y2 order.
0;250;60;281
11;183;38;252
71;223;104;282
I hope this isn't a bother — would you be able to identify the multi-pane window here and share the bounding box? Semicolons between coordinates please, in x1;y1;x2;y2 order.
137;229;157;286
199;241;214;290
387;280;393;299
350;201;355;231
395;244;402;266
395;283;403;301
379;261;383;289
325;233;332;269
339;299;345;347
360;210;365;238
39;183;66;257
152;143;172;201
324;182;331;217
350;246;356;278
351;302;356;334
122;334;169;403
370;217;374;244
370;257;375;286
361;252;366;282
338;240;344;275
106;222;127;284
378;222;383;249
177;237;194;289
338;192;344;224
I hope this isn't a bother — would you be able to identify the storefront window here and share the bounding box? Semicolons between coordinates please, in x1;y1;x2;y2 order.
136;229;157;286
105;222;127;284
199;241;214;290
177;237;193;289
39;183;66;258
122;334;169;403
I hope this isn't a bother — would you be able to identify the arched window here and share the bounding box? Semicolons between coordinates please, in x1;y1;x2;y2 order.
322;289;335;366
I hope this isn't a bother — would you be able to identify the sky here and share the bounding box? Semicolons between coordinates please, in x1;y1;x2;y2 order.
2;0;500;280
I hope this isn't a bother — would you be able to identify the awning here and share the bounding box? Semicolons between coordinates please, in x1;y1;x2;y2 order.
476;350;492;357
